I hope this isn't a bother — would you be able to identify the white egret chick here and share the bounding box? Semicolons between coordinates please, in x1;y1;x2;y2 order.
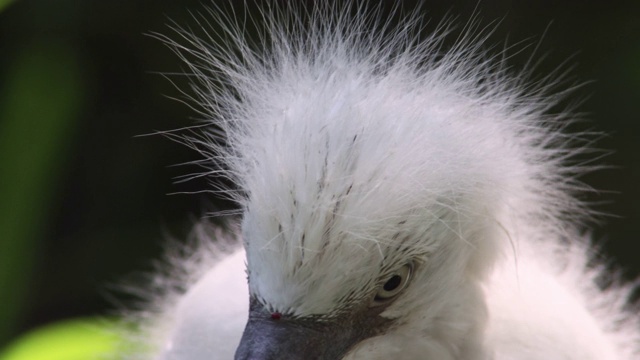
124;3;639;360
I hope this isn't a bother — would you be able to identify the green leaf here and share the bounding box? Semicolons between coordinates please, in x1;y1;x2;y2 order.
0;41;84;342
0;318;125;360
0;0;16;12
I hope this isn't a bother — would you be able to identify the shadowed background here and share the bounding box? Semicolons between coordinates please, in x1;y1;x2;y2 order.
0;0;638;350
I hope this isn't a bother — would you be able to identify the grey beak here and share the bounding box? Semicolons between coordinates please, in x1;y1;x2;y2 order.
234;300;388;360
234;316;330;360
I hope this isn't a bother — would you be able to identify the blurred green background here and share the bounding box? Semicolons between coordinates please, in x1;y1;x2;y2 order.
0;0;638;353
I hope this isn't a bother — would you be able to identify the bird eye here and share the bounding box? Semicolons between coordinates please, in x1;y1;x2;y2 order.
373;264;412;304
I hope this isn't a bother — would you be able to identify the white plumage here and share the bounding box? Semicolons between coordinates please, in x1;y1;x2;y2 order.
123;3;639;360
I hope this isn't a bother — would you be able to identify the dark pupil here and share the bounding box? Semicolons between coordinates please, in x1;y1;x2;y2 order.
383;275;402;291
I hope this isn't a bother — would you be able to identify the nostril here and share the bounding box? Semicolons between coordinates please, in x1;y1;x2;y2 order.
270;312;282;320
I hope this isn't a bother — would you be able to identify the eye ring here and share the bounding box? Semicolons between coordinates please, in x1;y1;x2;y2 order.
372;263;413;304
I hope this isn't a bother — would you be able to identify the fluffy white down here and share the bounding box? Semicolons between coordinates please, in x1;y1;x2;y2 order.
123;3;639;360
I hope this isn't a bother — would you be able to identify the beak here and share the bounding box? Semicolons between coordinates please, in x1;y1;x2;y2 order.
234;299;385;360
234;316;331;360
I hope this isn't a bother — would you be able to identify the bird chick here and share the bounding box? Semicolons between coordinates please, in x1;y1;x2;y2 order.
123;3;639;360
